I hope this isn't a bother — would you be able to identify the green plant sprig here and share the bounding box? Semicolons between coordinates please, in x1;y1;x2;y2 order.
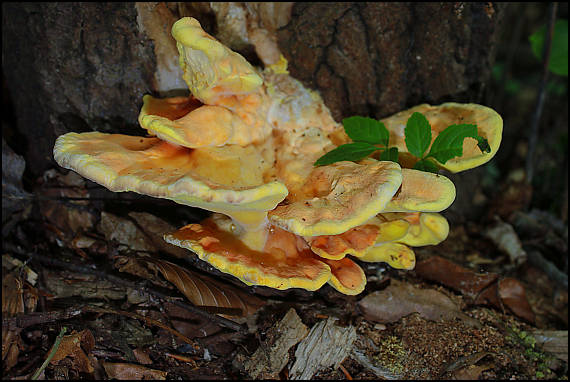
529;18;568;77
314;112;491;173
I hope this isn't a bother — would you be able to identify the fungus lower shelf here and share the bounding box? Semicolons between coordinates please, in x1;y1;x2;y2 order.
164;214;367;295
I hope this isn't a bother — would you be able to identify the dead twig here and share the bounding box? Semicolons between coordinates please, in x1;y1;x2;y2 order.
2;307;83;330
4;242;245;333
165;352;198;365
525;2;558;184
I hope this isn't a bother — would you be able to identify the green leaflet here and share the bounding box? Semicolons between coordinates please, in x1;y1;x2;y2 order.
404;112;432;158
343;116;390;146
413;159;439;173
529;19;568;77
379;146;399;163
426;124;486;164
314;142;379;166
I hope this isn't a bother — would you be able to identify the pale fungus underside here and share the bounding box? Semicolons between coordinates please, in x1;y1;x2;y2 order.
53;17;502;295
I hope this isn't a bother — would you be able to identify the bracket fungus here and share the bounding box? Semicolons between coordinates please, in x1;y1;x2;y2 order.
53;17;502;295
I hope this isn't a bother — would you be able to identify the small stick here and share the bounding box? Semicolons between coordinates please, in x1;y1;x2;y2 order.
339;363;353;380
2;307;83;330
31;326;67;380
525;2;558;183
165;352;198;364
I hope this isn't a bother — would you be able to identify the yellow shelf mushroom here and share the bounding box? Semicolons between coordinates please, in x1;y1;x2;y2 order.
53;17;502;295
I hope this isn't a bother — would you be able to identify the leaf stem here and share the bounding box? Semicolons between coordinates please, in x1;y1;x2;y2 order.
31;326;67;380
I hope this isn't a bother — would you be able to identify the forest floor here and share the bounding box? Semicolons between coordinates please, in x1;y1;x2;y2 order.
2;165;568;380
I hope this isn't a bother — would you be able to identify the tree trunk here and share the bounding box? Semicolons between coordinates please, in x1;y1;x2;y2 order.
3;3;157;178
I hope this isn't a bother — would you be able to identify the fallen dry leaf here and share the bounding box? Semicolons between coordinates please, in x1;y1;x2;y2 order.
23;283;39;314
132;347;153;365
497;278;535;323
118;256;265;317
473;282;501;307
1;327;21;372
2;271;25;371
146;258;265;316
357;279;480;327
415;256;535;323
474;280;536;323
102;362;167;380
414;256;498;299
49;329;95;374
2;272;25;316
2;267;39;372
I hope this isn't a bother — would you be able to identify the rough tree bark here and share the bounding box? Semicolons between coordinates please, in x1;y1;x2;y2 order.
278;3;504;121
2;2;505;217
3;3;157;177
